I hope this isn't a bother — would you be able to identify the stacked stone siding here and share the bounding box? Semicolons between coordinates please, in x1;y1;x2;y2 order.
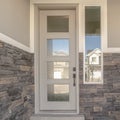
0;41;34;120
0;40;120;120
79;53;120;120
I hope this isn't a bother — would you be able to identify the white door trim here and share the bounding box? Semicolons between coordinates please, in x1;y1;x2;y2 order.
30;0;107;115
30;0;109;53
33;6;80;114
39;10;76;111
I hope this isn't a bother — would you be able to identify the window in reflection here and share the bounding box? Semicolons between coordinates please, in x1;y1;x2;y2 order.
85;6;102;83
47;62;69;80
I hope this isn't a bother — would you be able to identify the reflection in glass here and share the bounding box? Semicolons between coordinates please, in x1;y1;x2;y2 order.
47;62;69;79
47;39;69;56
47;84;69;101
47;16;69;32
85;6;102;83
85;7;100;35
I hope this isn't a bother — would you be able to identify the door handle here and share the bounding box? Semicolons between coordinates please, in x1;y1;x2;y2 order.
73;73;76;86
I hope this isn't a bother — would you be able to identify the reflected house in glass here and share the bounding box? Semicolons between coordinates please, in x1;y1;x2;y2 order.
85;48;101;82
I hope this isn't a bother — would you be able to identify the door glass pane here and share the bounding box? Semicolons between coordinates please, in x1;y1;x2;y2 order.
47;62;69;80
47;84;69;101
47;16;69;32
85;6;102;83
47;39;69;56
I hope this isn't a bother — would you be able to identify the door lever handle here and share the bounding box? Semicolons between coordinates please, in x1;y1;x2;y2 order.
73;73;76;86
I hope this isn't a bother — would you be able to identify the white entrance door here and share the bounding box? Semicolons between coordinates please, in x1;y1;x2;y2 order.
39;10;76;111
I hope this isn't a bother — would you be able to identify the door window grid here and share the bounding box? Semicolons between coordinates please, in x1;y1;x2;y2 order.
46;16;70;102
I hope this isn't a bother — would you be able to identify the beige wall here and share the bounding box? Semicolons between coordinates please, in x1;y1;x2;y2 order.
107;0;120;48
0;0;120;48
0;0;30;47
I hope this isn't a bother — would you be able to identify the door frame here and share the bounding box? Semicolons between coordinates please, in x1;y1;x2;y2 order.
39;10;77;111
33;5;80;114
30;0;107;115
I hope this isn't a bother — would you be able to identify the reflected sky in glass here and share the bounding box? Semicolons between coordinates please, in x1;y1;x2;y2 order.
52;39;69;52
85;35;101;54
47;39;69;56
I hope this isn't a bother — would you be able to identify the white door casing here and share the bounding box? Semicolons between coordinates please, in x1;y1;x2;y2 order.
30;0;107;116
39;10;77;111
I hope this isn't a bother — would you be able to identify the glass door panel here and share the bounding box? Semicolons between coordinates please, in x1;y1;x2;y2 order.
47;16;69;32
84;6;102;83
47;62;69;80
47;84;69;101
47;39;69;57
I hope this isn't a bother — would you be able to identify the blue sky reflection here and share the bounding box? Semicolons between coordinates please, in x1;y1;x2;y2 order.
48;39;69;56
85;35;101;54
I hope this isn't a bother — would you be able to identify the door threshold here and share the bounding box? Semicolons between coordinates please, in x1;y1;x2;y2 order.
30;114;85;120
37;110;78;115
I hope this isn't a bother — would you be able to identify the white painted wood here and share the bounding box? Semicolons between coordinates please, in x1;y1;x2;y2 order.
76;5;81;114
33;5;40;114
31;0;103;4
30;115;85;120
102;0;120;52
30;0;108;116
30;1;35;53
30;0;119;53
0;33;32;53
31;0;120;53
39;10;77;111
31;0;80;4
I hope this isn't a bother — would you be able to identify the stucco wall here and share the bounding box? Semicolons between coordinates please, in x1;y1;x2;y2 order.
107;0;120;48
0;0;120;49
0;0;30;47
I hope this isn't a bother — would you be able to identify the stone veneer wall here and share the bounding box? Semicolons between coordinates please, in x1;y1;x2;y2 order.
79;53;120;120
0;41;34;120
0;40;120;120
